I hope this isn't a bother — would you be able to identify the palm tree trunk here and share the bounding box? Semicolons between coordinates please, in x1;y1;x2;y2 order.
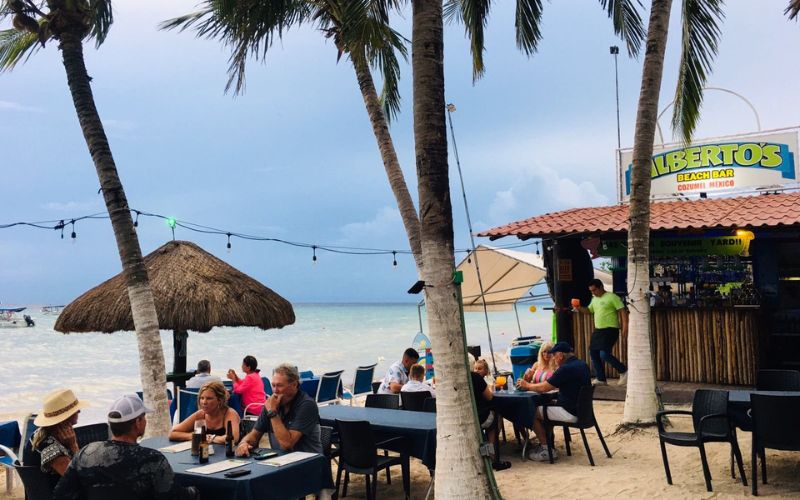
351;53;423;271
411;1;496;497
623;0;672;424
58;32;171;436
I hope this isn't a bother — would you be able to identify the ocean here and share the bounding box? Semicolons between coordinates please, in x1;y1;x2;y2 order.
0;303;552;423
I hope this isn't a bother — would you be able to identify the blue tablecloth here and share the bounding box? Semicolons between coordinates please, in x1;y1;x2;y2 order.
141;437;325;500
0;421;21;451
319;405;437;469
727;390;800;431
492;391;551;429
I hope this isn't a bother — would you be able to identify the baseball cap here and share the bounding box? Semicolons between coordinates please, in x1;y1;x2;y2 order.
548;341;574;354
108;394;153;423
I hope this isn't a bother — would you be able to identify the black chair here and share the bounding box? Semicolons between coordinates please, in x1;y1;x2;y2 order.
541;385;611;466
422;397;436;413
400;391;431;412
365;394;400;410
84;484;139;500
14;463;58;500
756;369;800;391
371;381;382;395
750;394;800;496
240;419;257;437
74;423;110;448
656;389;746;492
334;419;409;500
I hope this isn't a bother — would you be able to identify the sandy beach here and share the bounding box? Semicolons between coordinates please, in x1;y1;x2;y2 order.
4;399;798;499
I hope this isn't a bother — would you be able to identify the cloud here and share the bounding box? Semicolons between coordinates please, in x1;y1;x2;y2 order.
41;200;102;212
0;100;43;113
338;207;404;242
103;119;138;132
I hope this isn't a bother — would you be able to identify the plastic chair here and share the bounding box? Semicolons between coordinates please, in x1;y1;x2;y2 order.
316;370;345;406
365;394;400;410
261;376;273;396
334;419;409;500
343;364;378;406
750;394;800;496
0;444;18;494
423;398;436;413
74;423;110;447
542;385;612;466
13;463;58;500
756;369;800;391
19;414;38;455
400;391;432;412
300;370;315;379
177;388;199;422
656;389;746;492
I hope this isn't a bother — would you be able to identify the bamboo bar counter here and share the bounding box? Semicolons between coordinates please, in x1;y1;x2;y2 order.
573;307;761;385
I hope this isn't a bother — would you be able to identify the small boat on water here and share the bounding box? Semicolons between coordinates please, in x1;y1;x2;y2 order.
0;307;35;328
41;305;65;315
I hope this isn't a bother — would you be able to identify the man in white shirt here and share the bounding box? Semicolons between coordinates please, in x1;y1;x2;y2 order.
377;348;420;394
401;364;435;397
185;359;221;389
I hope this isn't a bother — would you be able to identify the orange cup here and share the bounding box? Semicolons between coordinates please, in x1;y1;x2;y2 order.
571;298;581;308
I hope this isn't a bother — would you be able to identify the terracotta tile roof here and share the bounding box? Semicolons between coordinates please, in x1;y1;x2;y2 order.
479;192;800;240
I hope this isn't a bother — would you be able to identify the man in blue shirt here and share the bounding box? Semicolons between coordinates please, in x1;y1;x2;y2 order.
518;341;591;461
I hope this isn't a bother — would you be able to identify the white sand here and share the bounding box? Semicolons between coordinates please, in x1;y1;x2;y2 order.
4;400;798;499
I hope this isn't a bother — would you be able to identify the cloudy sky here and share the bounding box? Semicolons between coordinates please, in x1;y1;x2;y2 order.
2;1;799;304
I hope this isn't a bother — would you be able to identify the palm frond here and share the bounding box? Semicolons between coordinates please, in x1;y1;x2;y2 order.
672;0;724;144
515;0;544;56
0;28;42;72
87;0;114;46
160;0;312;94
598;0;645;57
787;0;800;20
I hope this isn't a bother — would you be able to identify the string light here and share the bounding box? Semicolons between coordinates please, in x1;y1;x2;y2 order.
392;251;397;268
226;233;232;253
70;220;76;243
166;217;177;240
133;210;140;228
312;245;317;265
535;241;541;256
56;219;65;239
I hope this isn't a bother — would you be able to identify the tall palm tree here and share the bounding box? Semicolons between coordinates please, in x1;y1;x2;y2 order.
787;0;799;19
623;0;722;424
0;0;171;436
161;0;424;272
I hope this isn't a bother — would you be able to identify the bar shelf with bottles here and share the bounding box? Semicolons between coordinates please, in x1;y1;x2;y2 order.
648;255;760;308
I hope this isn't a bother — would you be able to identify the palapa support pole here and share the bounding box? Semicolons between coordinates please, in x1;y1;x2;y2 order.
172;329;189;391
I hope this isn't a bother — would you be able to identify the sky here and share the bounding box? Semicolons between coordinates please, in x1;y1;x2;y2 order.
1;1;799;305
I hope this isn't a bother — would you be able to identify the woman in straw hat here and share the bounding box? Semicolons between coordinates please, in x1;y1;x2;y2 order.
31;388;87;477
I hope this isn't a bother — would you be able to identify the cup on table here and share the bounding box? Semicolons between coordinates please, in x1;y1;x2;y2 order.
495;375;507;392
571;298;581;310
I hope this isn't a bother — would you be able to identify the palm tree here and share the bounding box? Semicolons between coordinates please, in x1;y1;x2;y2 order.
787;0;800;19
623;0;723;424
161;0;424;272
0;0;171;436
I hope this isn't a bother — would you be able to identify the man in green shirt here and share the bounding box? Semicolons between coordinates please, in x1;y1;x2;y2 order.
585;278;628;386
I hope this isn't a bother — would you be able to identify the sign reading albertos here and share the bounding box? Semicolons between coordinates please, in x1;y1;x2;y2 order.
619;128;799;201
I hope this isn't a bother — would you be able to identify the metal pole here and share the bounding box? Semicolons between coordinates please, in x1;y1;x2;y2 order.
611;45;623;203
513;301;523;337
446;103;498;374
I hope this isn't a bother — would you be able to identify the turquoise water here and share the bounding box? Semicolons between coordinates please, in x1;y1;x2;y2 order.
0;303;552;422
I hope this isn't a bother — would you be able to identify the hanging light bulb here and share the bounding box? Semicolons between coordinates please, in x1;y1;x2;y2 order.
535;241;541;256
70;220;76;244
133;210;140;228
56;219;65;239
312;245;317;265
226;233;232;253
392;251;397;268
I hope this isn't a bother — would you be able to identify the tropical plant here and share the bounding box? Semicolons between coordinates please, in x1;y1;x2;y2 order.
623;0;723;424
161;0;424;271
0;0;171;436
787;0;799;20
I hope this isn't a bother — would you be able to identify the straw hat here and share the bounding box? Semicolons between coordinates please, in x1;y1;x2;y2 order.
34;389;87;427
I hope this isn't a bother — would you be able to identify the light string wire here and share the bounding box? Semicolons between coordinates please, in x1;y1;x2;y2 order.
0;208;537;258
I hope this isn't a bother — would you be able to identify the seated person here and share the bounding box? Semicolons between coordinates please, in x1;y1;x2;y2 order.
227;355;266;416
520;341;591;462
473;358;495;387
30;389;86;485
185;359;222;389
169;381;240;445
377;348;420;394
53;394;198;500
401;364;435;397
470;362;510;471
520;341;556;384
236;363;322;455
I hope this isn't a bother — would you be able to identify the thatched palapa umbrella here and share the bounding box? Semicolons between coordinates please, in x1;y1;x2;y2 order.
55;240;295;385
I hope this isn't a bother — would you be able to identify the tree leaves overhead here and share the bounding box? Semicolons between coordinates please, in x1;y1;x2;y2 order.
599;0;645;57
787;0;800;20
449;0;643;81
0;27;41;71
671;0;724;144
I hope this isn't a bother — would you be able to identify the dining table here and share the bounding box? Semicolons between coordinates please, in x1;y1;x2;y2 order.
319;405;437;469
727;389;800;430
141;437;326;500
492;390;552;460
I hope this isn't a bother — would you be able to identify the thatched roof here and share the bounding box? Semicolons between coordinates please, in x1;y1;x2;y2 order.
55;240;295;333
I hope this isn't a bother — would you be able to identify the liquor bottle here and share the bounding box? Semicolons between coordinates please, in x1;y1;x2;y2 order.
225;420;235;458
199;426;209;464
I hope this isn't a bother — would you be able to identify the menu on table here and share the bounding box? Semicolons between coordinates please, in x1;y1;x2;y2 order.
159;442;193;453
258;452;318;467
186;459;249;475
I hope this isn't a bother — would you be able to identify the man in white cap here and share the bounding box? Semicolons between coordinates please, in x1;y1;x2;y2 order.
53;394;199;500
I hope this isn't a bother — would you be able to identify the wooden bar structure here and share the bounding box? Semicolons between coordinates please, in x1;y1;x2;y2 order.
572;308;761;385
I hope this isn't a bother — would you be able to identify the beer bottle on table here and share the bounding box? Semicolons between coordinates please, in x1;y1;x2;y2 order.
199;426;209;464
225;420;235;457
191;427;201;456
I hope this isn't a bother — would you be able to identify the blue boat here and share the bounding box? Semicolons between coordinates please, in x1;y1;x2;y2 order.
0;307;35;327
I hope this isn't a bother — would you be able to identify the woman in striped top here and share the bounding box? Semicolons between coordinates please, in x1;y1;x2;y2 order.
522;342;556;383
